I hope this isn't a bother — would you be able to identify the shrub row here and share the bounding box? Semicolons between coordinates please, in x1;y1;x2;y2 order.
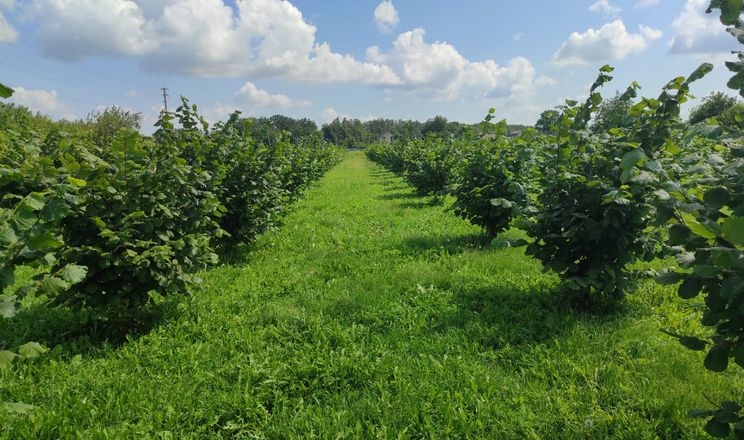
1;98;344;336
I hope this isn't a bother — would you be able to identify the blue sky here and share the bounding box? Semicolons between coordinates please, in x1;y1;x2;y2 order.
0;0;739;132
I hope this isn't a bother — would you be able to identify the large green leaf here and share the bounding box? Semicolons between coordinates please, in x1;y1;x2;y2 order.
705;187;731;210
0;350;16;370
682;212;717;239
0;82;13;99
0;297;15;319
60;264;87;285
706;418;732;438
723;216;744;246
655;270;683;285
716;0;744;25
26;232;63;251
17;342;48;359
679;336;707;351
705;344;730;372
679;277;703;299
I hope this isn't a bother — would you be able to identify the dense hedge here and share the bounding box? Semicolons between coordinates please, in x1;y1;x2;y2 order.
1;98;343;335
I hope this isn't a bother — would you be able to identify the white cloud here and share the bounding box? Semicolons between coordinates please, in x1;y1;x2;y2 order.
9;86;75;119
668;0;733;54
635;0;660;7
513;32;525;42
29;0;155;60
0;11;17;42
367;28;547;101
553;20;662;66
589;0;621;17
0;0;17;43
321;107;339;123
373;0;399;34
235;82;310;108
24;0;400;84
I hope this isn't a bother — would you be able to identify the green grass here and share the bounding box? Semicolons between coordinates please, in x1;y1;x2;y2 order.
1;151;742;438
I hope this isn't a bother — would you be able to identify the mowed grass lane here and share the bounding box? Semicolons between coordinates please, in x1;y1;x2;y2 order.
2;151;742;438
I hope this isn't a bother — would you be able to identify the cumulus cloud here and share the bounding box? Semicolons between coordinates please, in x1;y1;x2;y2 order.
373;0;399;34
23;0;400;84
553;20;662;66
235;82;310;108
367;28;548;101
668;0;733;54
9;86;75;119
28;0;155;59
589;0;621;17
321;107;340;123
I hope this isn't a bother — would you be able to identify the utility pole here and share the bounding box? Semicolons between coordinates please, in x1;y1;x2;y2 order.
161;87;169;112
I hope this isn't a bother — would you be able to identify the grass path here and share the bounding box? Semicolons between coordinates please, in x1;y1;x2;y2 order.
2;151;742;438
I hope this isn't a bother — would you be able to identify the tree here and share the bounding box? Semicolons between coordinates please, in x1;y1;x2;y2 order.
86;106;142;146
534;109;560;134
688;91;738;124
591;91;635;133
421;115;448;137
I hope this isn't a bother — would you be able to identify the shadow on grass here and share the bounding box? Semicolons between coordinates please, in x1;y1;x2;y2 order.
438;283;626;349
0;296;185;358
377;190;419;201
399;232;490;256
331;279;624;350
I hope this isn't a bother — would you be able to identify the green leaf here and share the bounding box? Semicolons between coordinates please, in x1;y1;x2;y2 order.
620;148;647;174
721;401;742;412
723;216;744;246
705;344;730;372
655;270;683;285
26;232;62;251
66;176;87;187
706;417;732;438
60;264;87;285
682;212;717;239
41;198;70;222
17;342;48;359
735;344;744;368
689;408;716;418
718;0;744;25
679;277;703;299
0;225;18;246
10;209;36;232
669;224;691;245
679;336;707;351
0;266;15;289
0;350;17;370
0;297;16;319
687;62;715;83
705;187;731;210
0;82;13;99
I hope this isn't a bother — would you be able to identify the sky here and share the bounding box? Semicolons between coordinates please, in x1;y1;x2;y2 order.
0;0;740;133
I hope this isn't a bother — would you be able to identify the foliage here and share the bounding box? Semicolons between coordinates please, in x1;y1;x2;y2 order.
688;91;738;125
526;64;710;308
450;115;537;237
534;109;560;134
86;106;142;146
591;91;636;133
1;152;739;437
1;94;342;337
